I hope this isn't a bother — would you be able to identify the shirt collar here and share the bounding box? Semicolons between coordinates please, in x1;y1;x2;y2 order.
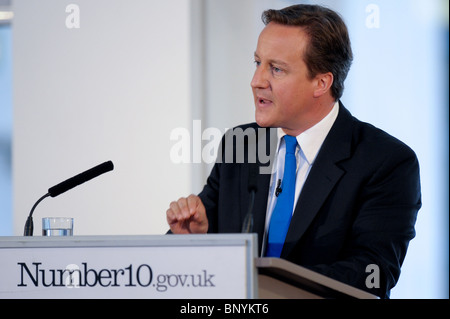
277;101;339;164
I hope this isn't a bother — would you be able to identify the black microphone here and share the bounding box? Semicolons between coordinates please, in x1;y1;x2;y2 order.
23;160;114;236
48;160;114;197
241;164;258;233
275;179;282;197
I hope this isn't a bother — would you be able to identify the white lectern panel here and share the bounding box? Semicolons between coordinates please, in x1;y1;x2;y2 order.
0;234;257;299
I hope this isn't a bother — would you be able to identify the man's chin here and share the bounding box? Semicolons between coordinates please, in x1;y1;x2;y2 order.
255;115;274;128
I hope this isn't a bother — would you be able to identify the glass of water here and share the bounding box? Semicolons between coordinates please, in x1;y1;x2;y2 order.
42;217;74;236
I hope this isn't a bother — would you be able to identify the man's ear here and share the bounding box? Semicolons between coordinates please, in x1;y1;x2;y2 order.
313;72;334;98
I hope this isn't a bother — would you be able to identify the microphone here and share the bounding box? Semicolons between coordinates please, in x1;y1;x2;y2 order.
48;160;114;197
23;160;114;236
275;179;282;197
241;164;258;233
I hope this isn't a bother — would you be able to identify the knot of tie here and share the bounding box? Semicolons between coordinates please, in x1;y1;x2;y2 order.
284;135;297;155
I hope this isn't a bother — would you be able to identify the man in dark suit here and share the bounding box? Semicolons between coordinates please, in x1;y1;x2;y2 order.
166;5;421;299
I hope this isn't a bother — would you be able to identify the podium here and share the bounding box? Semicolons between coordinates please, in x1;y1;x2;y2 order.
257;257;377;299
0;234;377;299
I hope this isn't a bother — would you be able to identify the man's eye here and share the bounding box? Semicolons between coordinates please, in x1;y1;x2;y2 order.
272;66;282;73
254;60;261;67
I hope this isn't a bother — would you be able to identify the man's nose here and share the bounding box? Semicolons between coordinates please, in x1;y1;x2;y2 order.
251;65;269;90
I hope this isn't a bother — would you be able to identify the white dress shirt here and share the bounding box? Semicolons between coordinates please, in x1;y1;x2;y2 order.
261;101;340;256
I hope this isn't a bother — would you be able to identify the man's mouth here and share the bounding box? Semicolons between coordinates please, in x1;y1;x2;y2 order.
257;97;273;105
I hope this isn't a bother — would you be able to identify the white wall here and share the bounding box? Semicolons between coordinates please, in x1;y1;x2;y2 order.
0;23;12;236
13;0;191;235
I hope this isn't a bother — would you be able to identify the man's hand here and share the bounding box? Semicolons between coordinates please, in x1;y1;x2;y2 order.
166;194;209;234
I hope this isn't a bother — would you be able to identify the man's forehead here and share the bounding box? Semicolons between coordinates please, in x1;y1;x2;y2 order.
255;23;307;61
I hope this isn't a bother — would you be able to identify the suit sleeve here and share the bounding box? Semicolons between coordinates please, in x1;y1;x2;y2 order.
198;162;221;233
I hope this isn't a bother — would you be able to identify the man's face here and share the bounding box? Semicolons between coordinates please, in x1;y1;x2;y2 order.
251;22;317;135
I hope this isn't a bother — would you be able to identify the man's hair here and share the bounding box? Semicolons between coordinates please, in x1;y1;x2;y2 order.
262;4;353;100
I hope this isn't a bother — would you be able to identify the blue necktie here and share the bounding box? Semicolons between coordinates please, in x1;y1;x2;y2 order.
266;135;297;257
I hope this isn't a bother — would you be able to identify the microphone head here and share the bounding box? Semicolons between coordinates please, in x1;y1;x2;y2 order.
48;160;114;197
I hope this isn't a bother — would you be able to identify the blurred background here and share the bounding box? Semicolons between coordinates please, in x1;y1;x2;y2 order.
0;0;448;298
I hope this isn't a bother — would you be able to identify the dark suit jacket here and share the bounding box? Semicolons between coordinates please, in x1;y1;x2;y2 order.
198;102;421;298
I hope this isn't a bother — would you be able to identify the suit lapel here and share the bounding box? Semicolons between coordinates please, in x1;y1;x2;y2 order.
281;103;354;258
